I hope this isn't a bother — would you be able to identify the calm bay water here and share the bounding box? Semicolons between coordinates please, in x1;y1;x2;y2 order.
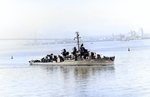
0;40;150;97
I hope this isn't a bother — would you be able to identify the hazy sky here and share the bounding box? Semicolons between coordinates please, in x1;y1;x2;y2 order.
0;0;150;38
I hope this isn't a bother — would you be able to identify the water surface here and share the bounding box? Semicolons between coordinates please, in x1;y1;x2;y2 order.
0;40;150;97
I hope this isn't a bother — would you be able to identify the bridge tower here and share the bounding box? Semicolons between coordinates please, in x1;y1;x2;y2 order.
34;32;37;45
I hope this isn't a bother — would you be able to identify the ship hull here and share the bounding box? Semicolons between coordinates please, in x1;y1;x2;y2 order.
29;56;115;66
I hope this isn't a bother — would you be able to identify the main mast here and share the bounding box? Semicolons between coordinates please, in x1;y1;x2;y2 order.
74;32;81;50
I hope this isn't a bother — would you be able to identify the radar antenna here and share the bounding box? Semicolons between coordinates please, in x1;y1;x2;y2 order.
74;32;81;50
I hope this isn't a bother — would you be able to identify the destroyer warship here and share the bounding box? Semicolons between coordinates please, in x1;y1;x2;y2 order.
29;32;115;66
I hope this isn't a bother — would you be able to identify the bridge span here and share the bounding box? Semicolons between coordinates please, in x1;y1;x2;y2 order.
0;38;68;40
0;38;75;45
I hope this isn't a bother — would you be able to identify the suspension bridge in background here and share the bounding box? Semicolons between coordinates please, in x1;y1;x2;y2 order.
0;32;75;45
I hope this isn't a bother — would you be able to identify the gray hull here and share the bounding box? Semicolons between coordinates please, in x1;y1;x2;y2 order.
29;56;115;66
